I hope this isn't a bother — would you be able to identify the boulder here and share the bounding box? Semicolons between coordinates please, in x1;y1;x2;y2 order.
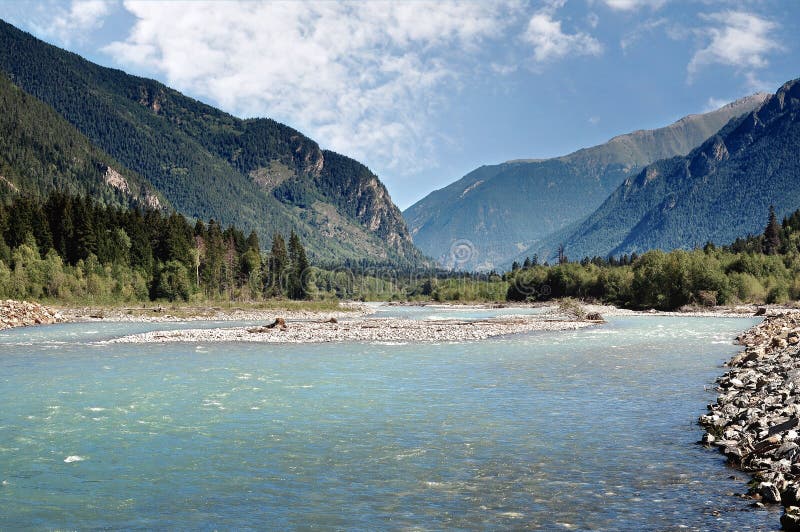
782;507;800;531
759;482;782;504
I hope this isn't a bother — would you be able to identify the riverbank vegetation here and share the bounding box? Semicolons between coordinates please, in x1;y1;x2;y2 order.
0;193;315;304
2;193;800;311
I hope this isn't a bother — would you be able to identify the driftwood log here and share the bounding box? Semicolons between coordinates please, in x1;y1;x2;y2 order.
247;317;287;333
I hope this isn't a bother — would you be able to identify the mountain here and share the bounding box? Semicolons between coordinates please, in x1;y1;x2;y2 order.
525;78;800;262
404;93;768;270
0;20;422;267
0;71;164;209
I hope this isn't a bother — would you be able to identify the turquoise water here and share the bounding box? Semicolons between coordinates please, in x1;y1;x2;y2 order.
0;312;776;530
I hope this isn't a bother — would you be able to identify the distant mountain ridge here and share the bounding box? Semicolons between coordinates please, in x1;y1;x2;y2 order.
523;78;800;263
404;93;768;270
0;19;422;266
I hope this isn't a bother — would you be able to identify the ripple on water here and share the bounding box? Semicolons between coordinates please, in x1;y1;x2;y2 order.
0;314;772;530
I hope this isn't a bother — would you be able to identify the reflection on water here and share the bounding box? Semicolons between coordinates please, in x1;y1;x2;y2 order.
0;311;774;529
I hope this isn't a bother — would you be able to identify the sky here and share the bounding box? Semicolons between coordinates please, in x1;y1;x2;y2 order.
0;0;798;209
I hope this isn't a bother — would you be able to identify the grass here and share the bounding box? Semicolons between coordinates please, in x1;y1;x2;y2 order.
50;298;352;317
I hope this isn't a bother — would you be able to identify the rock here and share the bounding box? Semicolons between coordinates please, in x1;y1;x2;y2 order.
759;482;782;504
0;300;62;331
783;507;800;531
773;337;789;349
770;418;800;437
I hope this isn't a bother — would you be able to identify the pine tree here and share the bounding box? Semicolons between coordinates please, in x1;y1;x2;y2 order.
557;244;568;265
288;231;310;300
764;205;781;255
268;233;288;297
245;231;260;252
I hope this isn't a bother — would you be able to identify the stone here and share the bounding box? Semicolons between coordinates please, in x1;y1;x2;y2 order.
782;507;800;532
759;482;782;504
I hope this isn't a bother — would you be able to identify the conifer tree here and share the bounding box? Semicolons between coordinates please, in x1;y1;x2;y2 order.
268;233;288;297
764;206;781;255
288;231;310;300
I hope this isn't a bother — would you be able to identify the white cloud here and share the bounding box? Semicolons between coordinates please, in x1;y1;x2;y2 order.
523;11;602;63
104;1;518;176
620;18;667;52
688;11;781;82
603;0;667;11
35;0;113;43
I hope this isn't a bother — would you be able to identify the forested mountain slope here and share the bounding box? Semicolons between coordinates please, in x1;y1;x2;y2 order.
0;72;164;209
404;93;767;270
524;78;800;263
0;19;421;266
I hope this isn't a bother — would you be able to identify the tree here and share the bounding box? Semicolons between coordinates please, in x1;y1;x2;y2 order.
287;231;311;300
245;231;260;252
267;233;288;297
557;244;568;265
153;260;191;301
764;205;781;255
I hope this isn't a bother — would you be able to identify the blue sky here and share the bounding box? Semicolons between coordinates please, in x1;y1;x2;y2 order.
1;0;798;209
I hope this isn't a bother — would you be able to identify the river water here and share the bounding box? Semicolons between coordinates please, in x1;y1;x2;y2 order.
0;310;778;530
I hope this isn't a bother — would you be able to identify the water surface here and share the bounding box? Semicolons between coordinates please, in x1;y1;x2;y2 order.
0;311;775;530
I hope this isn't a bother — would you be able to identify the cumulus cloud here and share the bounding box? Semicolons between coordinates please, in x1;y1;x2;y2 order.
688;11;781;82
35;0;113;43
104;1;518;176
523;11;602;63
603;0;667;11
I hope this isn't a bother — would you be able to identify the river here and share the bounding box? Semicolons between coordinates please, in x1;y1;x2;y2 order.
0;309;776;529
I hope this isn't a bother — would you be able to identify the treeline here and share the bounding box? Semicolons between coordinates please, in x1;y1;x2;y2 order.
0;193;312;303
504;207;800;310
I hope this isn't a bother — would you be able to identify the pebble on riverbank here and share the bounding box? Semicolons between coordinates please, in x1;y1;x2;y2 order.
102;314;594;345
700;312;800;530
0;300;62;330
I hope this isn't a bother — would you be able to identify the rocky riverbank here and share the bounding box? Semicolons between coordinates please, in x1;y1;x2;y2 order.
700;312;800;530
102;314;595;345
0;300;63;330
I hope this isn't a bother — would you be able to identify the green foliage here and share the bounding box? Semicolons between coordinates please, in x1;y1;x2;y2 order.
0;20;421;267
500;208;800;310
0;192;317;304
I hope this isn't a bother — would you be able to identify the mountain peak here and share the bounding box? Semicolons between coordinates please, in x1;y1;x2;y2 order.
405;89;766;270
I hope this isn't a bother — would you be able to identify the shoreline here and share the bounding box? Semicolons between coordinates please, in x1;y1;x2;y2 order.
700;312;800;530
58;301;769;323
